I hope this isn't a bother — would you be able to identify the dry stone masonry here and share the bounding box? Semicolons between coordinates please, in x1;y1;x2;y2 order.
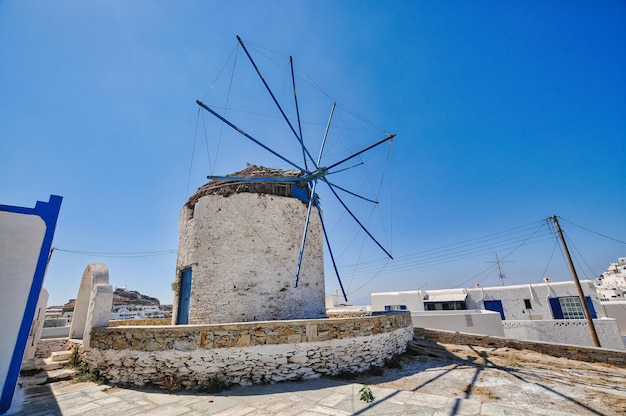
82;312;413;388
173;165;326;325
34;338;69;359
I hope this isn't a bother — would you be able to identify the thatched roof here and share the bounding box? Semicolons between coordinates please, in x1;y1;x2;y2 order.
185;164;313;209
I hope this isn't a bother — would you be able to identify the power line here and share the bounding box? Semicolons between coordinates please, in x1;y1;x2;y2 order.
559;217;626;245
452;221;548;289
53;248;176;258
337;222;553;276
538;238;559;283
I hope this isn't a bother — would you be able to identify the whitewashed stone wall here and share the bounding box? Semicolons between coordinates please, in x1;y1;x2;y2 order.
174;192;325;324
82;328;412;388
82;312;413;389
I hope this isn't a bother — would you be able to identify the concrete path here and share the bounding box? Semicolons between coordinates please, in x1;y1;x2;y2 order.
6;376;575;416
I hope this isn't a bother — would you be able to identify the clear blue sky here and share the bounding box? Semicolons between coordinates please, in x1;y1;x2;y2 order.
2;1;625;307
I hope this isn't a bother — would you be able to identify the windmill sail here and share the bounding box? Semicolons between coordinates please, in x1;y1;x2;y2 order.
195;36;395;302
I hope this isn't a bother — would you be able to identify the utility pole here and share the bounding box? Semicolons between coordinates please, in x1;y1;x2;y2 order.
486;254;513;286
550;215;601;347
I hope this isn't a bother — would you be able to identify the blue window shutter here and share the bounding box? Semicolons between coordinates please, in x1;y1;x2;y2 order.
484;300;505;320
549;297;564;319
585;296;597;319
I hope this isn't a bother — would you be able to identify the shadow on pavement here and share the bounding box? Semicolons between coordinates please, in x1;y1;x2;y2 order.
6;383;62;416
466;345;607;416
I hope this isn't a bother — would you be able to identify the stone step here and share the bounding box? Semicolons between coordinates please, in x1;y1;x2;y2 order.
43;357;70;371
20;358;46;374
46;368;77;382
50;350;73;362
18;368;77;388
18;371;48;387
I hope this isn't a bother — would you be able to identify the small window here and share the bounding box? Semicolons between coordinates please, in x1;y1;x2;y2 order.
524;299;532;309
424;301;466;311
384;305;407;311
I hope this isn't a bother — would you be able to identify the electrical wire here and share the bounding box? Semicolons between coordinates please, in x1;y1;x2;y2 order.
337;223;553;277
538;238;558;283
53;248;176;258
559;217;626;245
451;221;549;289
567;234;597;279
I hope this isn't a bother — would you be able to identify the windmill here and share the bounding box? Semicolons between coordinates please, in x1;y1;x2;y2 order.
195;36;395;302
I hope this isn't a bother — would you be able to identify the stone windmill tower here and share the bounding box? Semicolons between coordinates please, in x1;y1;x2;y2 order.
172;164;326;325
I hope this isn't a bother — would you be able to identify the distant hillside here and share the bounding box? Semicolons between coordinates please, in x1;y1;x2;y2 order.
112;288;161;306
54;287;162;309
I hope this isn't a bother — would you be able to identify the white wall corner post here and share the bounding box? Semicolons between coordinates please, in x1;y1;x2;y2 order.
82;284;113;351
23;289;49;360
69;263;109;339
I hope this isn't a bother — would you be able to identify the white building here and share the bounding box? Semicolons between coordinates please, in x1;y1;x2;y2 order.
371;278;624;350
110;304;164;320
595;257;626;301
371;289;505;337
594;257;626;343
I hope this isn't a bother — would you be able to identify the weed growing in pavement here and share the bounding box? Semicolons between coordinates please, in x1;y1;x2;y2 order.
68;345;81;368
359;385;374;403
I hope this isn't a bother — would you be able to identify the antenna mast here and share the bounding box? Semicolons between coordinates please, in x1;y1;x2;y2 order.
486;254;513;286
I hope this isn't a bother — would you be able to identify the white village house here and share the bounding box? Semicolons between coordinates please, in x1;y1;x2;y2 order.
370;277;625;350
595;257;626;344
110;304;164;320
595;257;626;301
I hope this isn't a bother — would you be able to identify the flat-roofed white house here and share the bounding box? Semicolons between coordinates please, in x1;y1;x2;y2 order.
595;257;626;301
110;304;164;320
595;257;626;343
371;278;624;350
371;289;505;337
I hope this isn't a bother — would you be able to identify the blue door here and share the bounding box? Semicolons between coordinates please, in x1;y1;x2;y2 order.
176;268;192;324
484;299;505;320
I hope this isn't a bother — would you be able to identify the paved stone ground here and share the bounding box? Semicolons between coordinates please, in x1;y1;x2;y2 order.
6;339;626;415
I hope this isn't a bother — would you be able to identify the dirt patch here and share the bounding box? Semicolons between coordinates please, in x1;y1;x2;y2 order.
356;338;626;415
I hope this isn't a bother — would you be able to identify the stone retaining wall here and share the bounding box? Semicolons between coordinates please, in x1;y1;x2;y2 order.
414;327;626;367
82;312;413;389
34;338;69;359
108;318;171;327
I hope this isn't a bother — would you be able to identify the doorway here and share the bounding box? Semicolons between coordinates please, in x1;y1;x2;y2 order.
176;268;192;324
